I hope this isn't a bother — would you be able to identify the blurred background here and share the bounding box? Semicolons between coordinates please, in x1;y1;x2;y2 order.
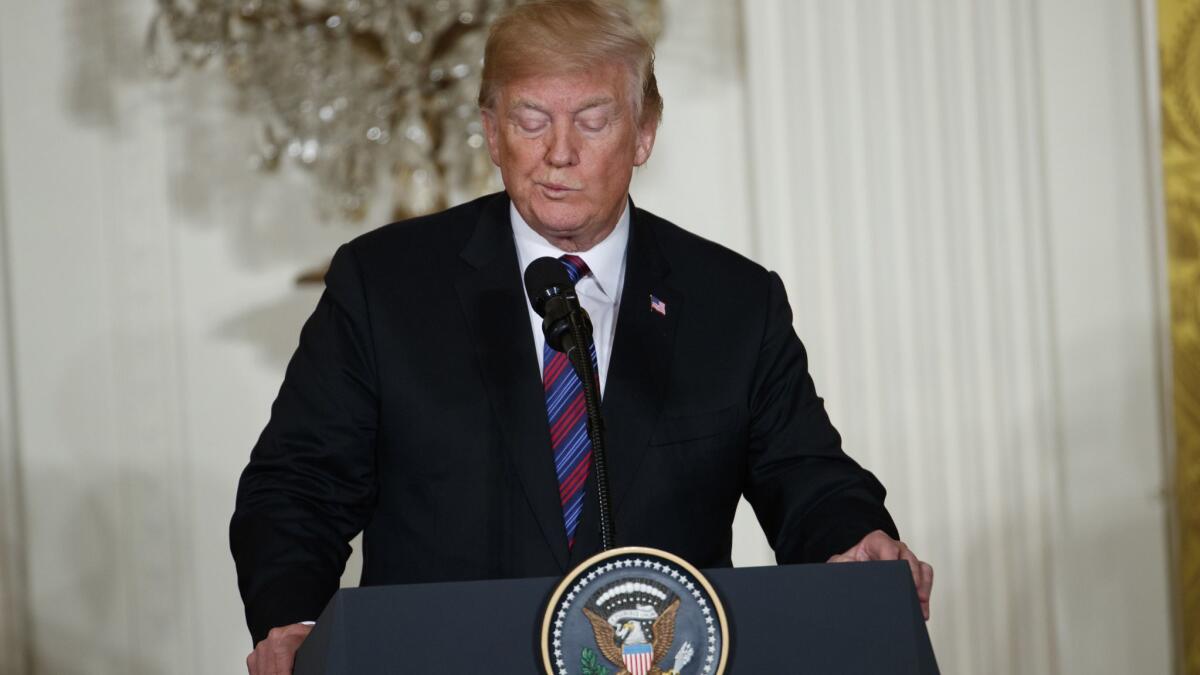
0;0;1195;672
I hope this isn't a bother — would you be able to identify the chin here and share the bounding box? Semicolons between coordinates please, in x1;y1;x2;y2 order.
531;203;591;236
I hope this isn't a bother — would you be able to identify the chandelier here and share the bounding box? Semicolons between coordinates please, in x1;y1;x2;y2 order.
146;0;664;223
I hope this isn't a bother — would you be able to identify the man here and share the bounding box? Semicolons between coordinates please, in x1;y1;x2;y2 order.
232;1;934;673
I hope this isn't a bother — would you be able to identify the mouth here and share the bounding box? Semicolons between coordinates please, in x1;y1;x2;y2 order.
536;181;578;199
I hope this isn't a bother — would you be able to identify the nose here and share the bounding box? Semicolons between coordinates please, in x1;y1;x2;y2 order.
544;123;579;168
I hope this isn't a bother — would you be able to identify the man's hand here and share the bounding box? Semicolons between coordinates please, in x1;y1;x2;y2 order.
246;622;313;675
828;529;934;620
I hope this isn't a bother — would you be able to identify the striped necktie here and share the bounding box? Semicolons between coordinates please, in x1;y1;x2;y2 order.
543;254;598;549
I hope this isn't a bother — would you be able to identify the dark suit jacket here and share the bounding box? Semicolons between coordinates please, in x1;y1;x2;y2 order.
231;192;897;643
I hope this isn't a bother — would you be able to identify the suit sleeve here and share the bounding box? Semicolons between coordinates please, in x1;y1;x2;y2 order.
742;271;898;564
230;243;379;644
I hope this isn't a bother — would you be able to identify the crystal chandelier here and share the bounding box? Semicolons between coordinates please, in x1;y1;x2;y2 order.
146;0;663;223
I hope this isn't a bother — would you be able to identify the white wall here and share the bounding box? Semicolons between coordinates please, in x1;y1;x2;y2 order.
0;0;1174;673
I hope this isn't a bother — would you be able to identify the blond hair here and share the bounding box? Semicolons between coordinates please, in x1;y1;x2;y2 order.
478;0;663;127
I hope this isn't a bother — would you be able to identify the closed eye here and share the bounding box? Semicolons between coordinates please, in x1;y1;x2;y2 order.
511;110;550;134
517;119;548;133
577;114;610;132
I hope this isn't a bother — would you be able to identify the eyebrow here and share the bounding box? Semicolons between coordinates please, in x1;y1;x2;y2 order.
508;96;617;115
572;96;616;113
510;100;549;115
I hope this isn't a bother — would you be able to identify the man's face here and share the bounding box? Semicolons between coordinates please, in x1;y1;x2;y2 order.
482;63;657;250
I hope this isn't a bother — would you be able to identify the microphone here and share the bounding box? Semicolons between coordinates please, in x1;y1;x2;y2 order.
522;256;615;551
523;256;593;354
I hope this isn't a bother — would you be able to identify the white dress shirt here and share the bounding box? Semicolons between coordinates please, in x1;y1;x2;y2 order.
511;200;630;395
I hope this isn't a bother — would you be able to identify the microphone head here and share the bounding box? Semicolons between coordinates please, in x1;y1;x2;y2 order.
523;257;573;317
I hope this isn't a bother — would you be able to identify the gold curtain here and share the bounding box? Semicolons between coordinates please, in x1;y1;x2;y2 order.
1160;1;1200;671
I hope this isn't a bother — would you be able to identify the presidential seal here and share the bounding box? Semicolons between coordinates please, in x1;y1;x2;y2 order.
541;547;728;675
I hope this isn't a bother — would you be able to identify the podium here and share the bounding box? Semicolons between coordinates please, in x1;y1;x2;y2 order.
294;560;938;673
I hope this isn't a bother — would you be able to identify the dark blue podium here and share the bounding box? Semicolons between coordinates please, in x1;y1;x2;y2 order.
295;560;938;674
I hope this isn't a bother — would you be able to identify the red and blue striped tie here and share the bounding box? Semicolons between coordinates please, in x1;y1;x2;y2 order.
543;254;598;549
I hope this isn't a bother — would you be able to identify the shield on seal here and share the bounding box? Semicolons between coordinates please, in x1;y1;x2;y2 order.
622;642;653;675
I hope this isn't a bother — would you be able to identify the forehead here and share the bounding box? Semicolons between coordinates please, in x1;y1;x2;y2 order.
500;63;632;111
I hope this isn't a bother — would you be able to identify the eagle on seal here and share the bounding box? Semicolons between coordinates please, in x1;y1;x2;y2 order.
583;597;688;675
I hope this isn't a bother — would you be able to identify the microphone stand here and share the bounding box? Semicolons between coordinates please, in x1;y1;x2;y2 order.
564;309;615;552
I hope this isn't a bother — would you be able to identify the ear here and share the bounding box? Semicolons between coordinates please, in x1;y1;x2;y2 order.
480;108;503;167
633;118;657;167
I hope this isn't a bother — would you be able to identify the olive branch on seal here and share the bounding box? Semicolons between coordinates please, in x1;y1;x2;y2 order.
580;647;611;675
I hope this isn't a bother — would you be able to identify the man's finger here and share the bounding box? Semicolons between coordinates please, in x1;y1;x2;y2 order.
269;637;289;675
246;650;256;675
275;642;296;675
265;643;279;675
917;561;934;601
853;544;870;561
860;531;900;561
251;644;269;675
832;531;934;621
896;542;922;595
854;534;880;561
918;561;934;620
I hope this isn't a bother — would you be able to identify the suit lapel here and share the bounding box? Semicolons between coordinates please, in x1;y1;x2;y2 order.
455;194;570;571
570;204;683;565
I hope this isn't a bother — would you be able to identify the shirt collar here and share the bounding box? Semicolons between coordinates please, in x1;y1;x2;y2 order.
510;198;630;300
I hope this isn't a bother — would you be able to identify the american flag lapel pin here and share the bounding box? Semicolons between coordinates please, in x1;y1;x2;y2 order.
649;293;667;316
